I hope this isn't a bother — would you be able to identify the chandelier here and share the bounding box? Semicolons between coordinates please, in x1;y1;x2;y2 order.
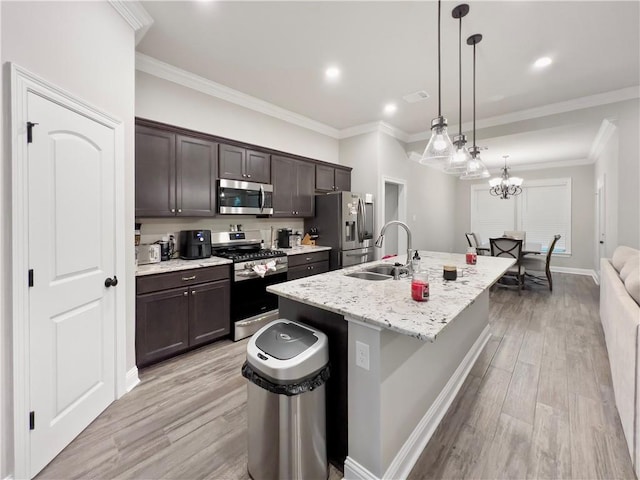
489;155;523;199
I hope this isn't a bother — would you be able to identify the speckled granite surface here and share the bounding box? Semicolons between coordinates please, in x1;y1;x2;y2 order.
136;257;232;277
267;251;515;342
282;245;332;256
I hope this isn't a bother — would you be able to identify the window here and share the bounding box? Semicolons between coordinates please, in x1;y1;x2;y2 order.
470;178;572;254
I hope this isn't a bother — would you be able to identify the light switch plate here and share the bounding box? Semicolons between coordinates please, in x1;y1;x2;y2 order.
355;341;370;370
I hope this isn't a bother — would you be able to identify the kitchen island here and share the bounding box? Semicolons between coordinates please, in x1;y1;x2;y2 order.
267;251;514;480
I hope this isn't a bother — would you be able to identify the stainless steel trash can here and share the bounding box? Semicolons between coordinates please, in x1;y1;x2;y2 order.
242;319;329;480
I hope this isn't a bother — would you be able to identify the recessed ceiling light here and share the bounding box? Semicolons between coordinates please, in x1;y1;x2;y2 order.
325;67;341;80
384;103;397;115
534;57;552;68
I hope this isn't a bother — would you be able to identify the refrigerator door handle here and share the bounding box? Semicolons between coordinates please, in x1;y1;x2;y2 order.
357;198;365;243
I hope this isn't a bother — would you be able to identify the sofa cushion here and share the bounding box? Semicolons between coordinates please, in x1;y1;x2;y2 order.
625;271;640;305
612;246;638;272
620;254;639;281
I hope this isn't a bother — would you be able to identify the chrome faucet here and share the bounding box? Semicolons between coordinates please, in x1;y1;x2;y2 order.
375;221;413;270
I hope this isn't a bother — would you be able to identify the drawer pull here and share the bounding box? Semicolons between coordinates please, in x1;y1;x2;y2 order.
192;290;197;295
183;291;188;296
305;257;313;261
182;275;196;281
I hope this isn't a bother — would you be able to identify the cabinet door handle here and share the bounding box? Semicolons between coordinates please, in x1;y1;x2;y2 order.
182;275;196;281
191;290;196;295
171;208;176;213
247;174;251;178
178;209;182;213
183;291;188;296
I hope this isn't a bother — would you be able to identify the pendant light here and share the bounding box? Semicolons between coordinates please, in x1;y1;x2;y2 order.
444;4;472;174
489;155;523;199
460;33;490;180
421;0;455;165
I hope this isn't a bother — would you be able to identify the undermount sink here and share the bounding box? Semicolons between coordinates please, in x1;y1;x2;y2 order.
345;271;392;281
364;264;399;275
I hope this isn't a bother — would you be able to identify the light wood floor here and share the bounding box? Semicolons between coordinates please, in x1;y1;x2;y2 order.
37;274;635;480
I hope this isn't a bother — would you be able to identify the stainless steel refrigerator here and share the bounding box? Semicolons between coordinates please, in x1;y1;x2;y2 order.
305;192;375;271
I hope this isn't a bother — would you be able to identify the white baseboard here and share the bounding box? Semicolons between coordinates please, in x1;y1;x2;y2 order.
344;457;378;480
126;366;140;392
343;325;492;480
550;266;598;284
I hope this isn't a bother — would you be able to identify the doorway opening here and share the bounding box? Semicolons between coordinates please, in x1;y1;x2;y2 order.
379;177;407;259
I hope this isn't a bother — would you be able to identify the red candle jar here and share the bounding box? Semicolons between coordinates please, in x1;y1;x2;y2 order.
466;247;477;265
411;272;430;302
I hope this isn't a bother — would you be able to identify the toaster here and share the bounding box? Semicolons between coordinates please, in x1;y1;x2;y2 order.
137;244;161;265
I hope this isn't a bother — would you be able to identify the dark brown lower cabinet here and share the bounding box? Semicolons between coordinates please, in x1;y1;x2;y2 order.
287;250;330;280
136;265;231;367
188;280;230;347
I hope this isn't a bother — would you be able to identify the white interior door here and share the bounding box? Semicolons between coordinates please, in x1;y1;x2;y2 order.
597;175;606;263
27;91;117;477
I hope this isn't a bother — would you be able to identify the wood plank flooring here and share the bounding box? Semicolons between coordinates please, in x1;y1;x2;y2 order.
37;274;635;480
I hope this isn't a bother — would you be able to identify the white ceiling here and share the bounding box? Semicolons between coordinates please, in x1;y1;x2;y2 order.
136;1;640;166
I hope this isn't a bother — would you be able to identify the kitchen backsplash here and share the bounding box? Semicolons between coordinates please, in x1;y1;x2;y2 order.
137;217;305;247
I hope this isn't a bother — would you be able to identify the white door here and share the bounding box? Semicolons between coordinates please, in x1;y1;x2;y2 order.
597;175;606;263
27;91;117;476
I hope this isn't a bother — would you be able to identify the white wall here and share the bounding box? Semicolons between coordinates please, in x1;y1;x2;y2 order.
136;71;339;164
1;3;135;477
453;164;595;270
339;131;458;258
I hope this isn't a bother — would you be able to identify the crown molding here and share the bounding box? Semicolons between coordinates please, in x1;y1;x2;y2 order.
109;1;154;45
406;85;640;144
337;121;411;142
136;53;341;138
506;157;593;173
589;118;618;160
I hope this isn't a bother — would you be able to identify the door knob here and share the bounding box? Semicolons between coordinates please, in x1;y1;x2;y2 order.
104;276;118;288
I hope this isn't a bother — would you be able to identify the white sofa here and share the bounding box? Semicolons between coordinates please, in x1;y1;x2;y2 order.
600;246;640;475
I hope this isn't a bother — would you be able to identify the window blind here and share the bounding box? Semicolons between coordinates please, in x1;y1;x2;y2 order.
470;178;572;254
470;187;516;245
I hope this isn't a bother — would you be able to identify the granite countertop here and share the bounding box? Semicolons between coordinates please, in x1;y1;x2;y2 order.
267;251;515;342
136;256;232;277
282;245;331;256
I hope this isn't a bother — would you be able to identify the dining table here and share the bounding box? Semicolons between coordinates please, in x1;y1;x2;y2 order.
477;241;542;255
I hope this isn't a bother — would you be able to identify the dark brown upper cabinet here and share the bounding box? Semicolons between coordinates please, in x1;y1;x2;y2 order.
272;155;315;218
219;144;270;184
135;123;217;217
315;164;351;192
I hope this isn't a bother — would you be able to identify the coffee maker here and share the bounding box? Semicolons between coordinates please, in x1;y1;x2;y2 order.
277;228;292;249
179;230;212;259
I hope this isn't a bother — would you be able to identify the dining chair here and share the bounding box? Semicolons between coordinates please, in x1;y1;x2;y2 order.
465;232;487;255
522;234;561;291
490;237;525;294
504;230;526;243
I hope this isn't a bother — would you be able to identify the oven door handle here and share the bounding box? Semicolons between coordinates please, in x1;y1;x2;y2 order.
259;185;265;212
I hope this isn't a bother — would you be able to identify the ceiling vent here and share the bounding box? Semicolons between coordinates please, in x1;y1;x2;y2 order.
403;90;430;103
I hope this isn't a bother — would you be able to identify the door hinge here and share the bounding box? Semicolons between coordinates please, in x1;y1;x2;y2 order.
29;411;35;430
27;122;39;143
28;269;34;287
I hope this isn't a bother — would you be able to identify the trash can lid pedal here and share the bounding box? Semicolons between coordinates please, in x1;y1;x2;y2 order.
255;322;318;360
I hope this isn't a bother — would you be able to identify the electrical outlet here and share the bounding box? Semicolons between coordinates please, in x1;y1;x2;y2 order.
355;341;370;370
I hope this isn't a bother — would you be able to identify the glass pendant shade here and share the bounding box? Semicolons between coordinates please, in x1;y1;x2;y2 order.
421;117;455;164
460;147;490;180
444;135;472;173
488;177;501;187
511;176;524;186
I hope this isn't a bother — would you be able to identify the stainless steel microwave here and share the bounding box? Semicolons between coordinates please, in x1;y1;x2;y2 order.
218;179;274;215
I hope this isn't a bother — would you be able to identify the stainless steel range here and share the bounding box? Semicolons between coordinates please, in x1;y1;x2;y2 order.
211;230;288;341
